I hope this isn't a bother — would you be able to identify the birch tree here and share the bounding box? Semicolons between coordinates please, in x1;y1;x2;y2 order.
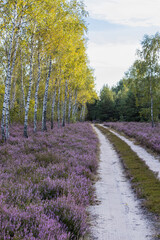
20;50;26;109
134;33;160;127
1;1;22;140
139;34;160;127
0;0;97;137
42;57;52;131
68;90;72;124
34;51;41;132
24;34;34;138
51;79;57;129
57;79;61;128
62;79;68;127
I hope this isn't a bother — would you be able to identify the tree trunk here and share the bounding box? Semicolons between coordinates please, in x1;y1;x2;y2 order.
34;52;41;132
42;56;52;131
75;105;78;121
82;104;86;121
57;80;61;128
1;4;17;140
24;39;34;138
68;91;72;124
80;105;83;122
20;50;25;109
10;80;16;109
72;90;77;122
80;105;86;122
6;35;19;137
61;96;64;125
51;79;57;129
62;79;68;127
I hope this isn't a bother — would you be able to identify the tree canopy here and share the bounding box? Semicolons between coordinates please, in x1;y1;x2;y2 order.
87;32;160;126
0;0;97;139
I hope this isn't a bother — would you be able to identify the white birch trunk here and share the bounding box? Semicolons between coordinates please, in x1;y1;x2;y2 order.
72;90;77;121
42;57;52;131
34;52;41;132
68;91;72;124
57;80;61;128
72;93;75;117
10;80;16;109
24;39;34;138
62;79;68;127
5;35;20;138
51;80;57;129
74;104;78;121
61;95;64;125
20;51;25;108
1;4;17;140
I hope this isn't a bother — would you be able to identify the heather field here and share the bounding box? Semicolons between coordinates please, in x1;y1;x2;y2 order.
0;122;98;239
104;122;160;153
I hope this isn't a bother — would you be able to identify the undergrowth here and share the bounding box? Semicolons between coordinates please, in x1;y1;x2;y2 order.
0;122;99;239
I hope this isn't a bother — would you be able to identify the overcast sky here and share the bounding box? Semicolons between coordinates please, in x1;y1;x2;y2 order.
84;0;160;93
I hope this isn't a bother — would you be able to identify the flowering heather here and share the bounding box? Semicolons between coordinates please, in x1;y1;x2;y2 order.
104;122;160;153
0;122;98;239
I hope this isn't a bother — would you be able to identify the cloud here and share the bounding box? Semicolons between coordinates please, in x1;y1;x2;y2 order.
85;0;160;27
84;0;160;91
87;41;140;91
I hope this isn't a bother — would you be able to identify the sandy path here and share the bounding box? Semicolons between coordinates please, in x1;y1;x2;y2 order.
89;125;155;240
102;125;160;180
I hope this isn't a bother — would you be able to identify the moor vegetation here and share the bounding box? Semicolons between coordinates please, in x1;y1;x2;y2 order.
0;122;98;239
104;122;160;154
0;1;99;239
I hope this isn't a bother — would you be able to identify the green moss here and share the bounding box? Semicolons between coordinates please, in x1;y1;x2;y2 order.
96;125;160;216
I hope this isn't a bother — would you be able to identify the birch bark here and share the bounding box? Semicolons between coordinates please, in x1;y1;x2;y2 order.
82;105;86;121
1;4;17;140
24;39;34;138
20;51;26;108
34;52;41;132
10;80;16;110
68;91;72;124
74;105;78;121
51;79;57;129
42;57;52;131
57;80;61;128
5;35;20;138
72;90;77;121
62;79;68;127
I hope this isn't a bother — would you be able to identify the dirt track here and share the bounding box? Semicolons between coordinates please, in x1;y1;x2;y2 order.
103;125;160;180
89;125;155;240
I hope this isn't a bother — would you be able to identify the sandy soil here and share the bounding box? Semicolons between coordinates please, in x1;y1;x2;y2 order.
89;125;156;240
103;125;160;180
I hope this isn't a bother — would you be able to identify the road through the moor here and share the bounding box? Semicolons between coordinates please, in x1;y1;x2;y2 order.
89;125;156;240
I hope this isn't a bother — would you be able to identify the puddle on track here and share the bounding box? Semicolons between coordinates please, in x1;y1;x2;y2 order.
89;125;156;240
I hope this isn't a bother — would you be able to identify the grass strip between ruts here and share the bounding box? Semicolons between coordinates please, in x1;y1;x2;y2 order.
96;124;160;217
